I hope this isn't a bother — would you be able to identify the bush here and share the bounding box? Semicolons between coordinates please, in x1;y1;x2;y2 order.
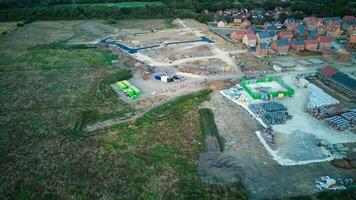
16;22;24;27
2;31;7;35
107;19;116;24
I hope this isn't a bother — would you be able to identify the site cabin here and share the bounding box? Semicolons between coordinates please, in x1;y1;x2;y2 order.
243;33;257;47
114;80;141;100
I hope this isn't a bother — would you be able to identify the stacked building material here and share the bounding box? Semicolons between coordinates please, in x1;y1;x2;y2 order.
326;116;351;131
325;111;356;131
307;104;349;119
260;129;276;150
249;102;291;125
307;83;339;109
341;111;356;124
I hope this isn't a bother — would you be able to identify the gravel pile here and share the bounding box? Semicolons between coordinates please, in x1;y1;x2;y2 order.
276;130;329;162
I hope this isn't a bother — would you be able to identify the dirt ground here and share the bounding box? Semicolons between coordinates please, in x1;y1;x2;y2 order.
201;92;356;200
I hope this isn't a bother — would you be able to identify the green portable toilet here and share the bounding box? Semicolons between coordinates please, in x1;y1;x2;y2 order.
116;81;128;91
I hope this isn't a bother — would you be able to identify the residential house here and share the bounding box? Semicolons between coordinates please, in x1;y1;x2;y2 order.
347;24;356;35
278;30;293;40
266;26;278;35
317;25;327;35
304;39;319;51
303;17;323;30
217;20;227;28
257;31;276;44
307;30;318;39
243;33;257;47
348;33;356;49
284;18;296;26
326;26;341;38
317;35;332;50
291;40;305;51
231;28;255;41
271;39;290;53
241;19;251;28
343;15;356;23
256;43;268;56
294;24;305;38
287;22;299;31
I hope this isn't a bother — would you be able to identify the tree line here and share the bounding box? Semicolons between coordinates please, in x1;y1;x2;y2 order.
0;0;354;22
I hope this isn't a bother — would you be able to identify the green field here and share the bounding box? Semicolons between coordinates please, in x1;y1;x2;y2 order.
56;1;164;8
0;20;247;199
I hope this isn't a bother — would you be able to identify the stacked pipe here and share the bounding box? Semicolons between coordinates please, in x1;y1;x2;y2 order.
249;102;291;125
260;129;276;150
307;104;349;119
326;116;351;131
341;112;356;125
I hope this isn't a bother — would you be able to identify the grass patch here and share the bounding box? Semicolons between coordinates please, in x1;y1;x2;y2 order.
199;108;224;151
165;18;175;28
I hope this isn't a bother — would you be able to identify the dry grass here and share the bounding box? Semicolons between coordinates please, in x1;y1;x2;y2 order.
0;20;247;199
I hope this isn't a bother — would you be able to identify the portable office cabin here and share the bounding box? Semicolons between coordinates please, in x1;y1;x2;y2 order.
122;80;132;88
131;86;141;96
116;81;128;91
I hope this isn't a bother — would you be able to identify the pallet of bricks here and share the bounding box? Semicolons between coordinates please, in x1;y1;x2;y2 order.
249;101;292;125
325;111;356;131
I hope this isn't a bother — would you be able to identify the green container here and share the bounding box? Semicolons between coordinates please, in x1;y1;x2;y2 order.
122;80;132;88
116;81;128;91
131;86;141;95
125;88;135;97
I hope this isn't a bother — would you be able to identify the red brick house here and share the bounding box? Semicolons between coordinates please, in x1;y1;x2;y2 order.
317;35;332;50
241;19;251;28
271;39;289;53
304;39;318;51
243;33;257;47
349;33;356;49
278;30;293;40
231;28;254;41
303;17;323;30
287;22;299;31
256;43;268;56
291;40;305;51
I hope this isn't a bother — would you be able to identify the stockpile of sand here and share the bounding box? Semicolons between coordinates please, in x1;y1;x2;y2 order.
275;130;329;162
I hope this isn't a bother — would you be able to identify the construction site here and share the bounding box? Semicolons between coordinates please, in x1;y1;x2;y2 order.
97;19;356;199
